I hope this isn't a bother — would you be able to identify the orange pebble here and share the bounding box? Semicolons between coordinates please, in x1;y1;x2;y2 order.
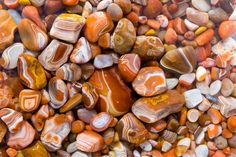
167;20;174;29
85;124;93;131
223;147;231;155
218;21;236;40
207;124;222;139
62;0;79;6
4;0;19;9
6;148;17;157
71;120;85;134
222;128;233;139
147;19;160;30
209;150;215;156
164;28;177;44
195;29;214;46
179;107;187;126
173;17;187;35
227;116;236;133
207;108;222;124
126;12;139;24
212;150;226;157
163;148;176;157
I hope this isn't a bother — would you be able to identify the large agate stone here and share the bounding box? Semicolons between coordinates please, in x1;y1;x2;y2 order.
88;67;134;117
0;10;17;51
160;46;197;74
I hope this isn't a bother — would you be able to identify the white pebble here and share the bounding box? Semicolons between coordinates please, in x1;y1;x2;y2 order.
184;89;203;108
195;145;208;157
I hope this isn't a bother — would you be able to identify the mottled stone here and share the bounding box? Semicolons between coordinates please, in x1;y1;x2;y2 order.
82;82;99;110
41;114;71;152
132;66;167;97
160;46;197;74
93;54;113;69
132;36;164;60
18;54;47;90
21;141;49;157
111;18;136;54
70;37;92;64
118;53;141;82
18;19;48;52
50;13;85;43
132;90;185;123
56;63;82;82
48;77;68;109
88;68;133;116
84;12;114;43
38;39;73;71
0;10;17;51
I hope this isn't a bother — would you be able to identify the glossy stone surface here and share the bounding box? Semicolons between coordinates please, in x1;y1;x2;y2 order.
18;54;47;90
218;21;236;40
41;114;71;152
93;54;113;69
76;130;105;152
218;96;236;118
186;7;209;26
88;68;133;117
82;82;99;110
0;120;7;143
90;112;113;132
70;37;92;64
132;90;185;123
30;0;45;7
84;12;114;43
7;121;36;150
132;36;164;60
132;66;167;97
21;141;49;157
19;89;42;112
0;43;24;70
56;63;82;82
48;77;68;109
18;19;48;52
0;10;17;51
116;113;149;144
59;93;82;113
118;53;141;82
38;39;73;71
50;13;85;43
0;108;23;133
160;46;197;74
143;0;162;18
111;18;136;54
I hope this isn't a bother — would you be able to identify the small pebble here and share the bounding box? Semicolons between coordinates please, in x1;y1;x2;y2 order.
184;89;203;108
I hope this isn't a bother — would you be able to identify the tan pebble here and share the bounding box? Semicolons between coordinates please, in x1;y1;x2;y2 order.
221;78;234;97
214;136;228;149
107;3;123;22
196;66;207;81
187;109;200;123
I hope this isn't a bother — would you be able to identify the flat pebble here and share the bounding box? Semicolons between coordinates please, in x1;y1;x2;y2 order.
184;89;203;108
209;80;222;96
93;54;113;69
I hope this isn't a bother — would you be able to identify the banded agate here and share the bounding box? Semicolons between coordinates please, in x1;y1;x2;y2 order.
50;13;85;43
38;39;73;71
88;67;133;117
18;19;48;52
48;77;68;109
17;54;47;90
82;82;99;110
41;114;71;152
19;89;42;112
56;63;82;81
0;10;17;51
31;104;50;131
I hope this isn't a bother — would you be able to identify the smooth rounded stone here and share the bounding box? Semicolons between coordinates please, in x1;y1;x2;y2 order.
132;90;185;123
214;136;228;149
76;130;105;152
82;82;99;110
161;141;172;152
221;78;234;97
67;141;77;153
114;0;131;14
187;109;200;122
208;8;228;23
191;0;210;12
131;36;164;60
50;13;85;43
82;1;93;18
229;9;236;21
19;89;41;112
80;63;95;80
0;43;24;70
88;68;134;117
186;7;209;26
160;46;197;74
18;19;48;52
84;12;114;43
0;85;14;109
0;10;17;51
56;63;82;82
184;89;203;108
8;9;21;24
195;145;208;157
7;121;36;150
38;39;73;71
97;0;112;10
209;80;222;96
70;37;92;64
48;77;68;109
41;114;71;152
31;104;50;132
59;93;82;113
229;135;236;148
18;54;47;90
21;141;48;157
0;120;7;143
196;81;210;95
172;2;189;18
116;113;149;144
218;96;236;118
132;66;167;97
184;19;199;31
140;141;152;151
30;0;45;6
196;66;207;81
0;108;23;133
44;0;63;15
63;0;79;6
166;78;178;89
111;18;136;54
90;112;113;132
94;54;113;69
143;0;162;18
106;3;123;22
77;108;97;124
218;21;236;40
156;15;169;28
118;53;141;82
71;151;90;157
179;73;196;87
